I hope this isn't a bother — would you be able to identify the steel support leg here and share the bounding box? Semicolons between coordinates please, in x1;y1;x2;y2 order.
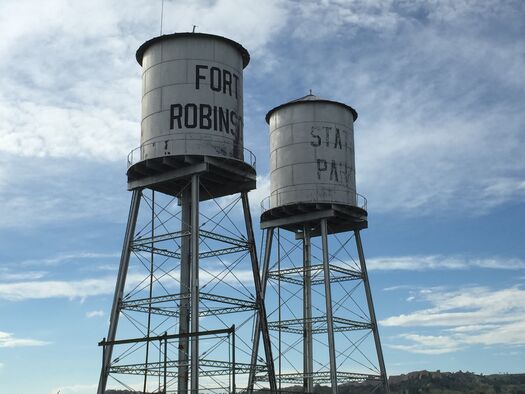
355;230;390;394
247;227;274;392
97;189;142;394
241;193;277;393
178;186;191;394
321;219;338;394
303;226;313;393
142;190;155;393
190;175;200;394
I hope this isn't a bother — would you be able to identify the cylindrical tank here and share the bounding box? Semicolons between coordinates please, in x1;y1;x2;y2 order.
136;33;250;163
266;94;358;208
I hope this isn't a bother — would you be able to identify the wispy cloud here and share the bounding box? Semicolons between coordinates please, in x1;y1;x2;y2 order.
85;310;104;318
161;0;287;57
0;277;120;301
388;334;463;355
367;255;525;271
0;331;50;348
249;174;271;213
0;268;255;301
17;252;120;267
0;268;47;281
382;286;525;354
287;0;403;39
383;285;414;292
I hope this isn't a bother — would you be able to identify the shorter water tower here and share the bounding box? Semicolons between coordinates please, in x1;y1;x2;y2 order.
248;94;390;393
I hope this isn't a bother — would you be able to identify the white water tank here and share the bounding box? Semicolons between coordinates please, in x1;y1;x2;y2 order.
136;33;250;163
266;94;359;208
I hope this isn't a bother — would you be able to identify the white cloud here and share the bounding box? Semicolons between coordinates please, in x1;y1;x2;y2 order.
0;268;47;281
0;277;120;301
249;174;271;214
0;101;137;161
0;0;142;162
85;310;104;318
161;0;287;56
383;285;413;291
0;267;255;301
288;0;403;39
18;252;120;268
388;334;463;355
382;286;525;354
367;255;525;271
0;331;49;348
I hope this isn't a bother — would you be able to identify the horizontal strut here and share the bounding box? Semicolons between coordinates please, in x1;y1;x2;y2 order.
268;263;362;285
268;316;372;334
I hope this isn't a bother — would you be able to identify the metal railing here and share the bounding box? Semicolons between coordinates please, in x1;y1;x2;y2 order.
127;138;256;169
260;187;367;213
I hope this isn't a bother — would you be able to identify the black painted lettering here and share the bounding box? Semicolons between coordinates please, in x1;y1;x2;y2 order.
195;65;208;90
210;67;222;92
184;103;197;128
334;128;342;149
170;104;182;129
219;106;229;132
330;160;339;182
343;163;351;184
213;105;218;131
223;69;232;96
311;127;321;147
200;104;212;130
230;110;238;136
317;159;327;180
324;126;331;147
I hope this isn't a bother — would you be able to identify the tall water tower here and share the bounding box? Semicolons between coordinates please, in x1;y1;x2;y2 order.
248;94;390;393
97;32;276;394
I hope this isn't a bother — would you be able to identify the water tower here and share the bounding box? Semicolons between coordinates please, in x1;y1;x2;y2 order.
248;94;390;393
97;32;276;394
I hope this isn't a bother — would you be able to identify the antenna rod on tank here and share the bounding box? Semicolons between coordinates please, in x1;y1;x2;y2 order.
160;0;164;35
193;25;197;33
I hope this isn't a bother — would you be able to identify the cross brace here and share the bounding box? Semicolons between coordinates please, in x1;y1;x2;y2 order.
256;371;383;385
110;358;267;378
268;263;362;285
132;244;248;259
121;292;257;318
268;316;372;334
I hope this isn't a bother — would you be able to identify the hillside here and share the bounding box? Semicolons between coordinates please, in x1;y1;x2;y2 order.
104;370;525;393
341;370;525;394
388;370;525;394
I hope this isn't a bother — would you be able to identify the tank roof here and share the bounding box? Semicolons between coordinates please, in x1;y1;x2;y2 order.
136;32;250;68
265;93;358;123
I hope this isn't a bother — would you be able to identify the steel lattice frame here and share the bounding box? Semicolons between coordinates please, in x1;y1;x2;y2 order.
249;221;390;394
97;178;276;393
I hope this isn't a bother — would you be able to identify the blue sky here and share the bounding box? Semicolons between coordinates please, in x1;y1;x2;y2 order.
0;0;524;393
